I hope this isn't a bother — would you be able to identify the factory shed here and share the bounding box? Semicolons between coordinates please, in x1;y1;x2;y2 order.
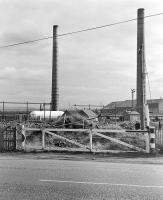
123;110;140;122
61;110;89;128
62;110;86;121
79;109;98;120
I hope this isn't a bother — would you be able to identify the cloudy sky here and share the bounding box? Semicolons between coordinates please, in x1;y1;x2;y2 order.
0;0;163;108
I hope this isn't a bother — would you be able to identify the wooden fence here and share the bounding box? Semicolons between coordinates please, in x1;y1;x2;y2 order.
156;128;163;146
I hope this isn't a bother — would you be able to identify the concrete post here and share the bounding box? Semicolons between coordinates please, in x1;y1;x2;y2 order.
22;125;26;151
149;127;156;153
145;132;150;153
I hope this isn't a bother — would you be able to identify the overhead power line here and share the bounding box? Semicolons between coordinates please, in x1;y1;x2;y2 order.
0;36;52;48
0;12;163;49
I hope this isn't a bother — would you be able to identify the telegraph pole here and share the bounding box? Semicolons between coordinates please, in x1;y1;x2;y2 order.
131;89;135;109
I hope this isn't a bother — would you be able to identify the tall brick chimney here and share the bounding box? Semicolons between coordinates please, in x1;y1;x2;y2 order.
51;25;58;111
136;8;146;129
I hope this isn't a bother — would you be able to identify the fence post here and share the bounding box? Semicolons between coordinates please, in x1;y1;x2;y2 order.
83;120;85;129
26;101;29;121
149;127;156;154
49;103;52;121
43;103;45;121
42;129;45;149
89;129;93;152
22;125;26;151
0;129;4;151
161;128;163;145
144;132;150;153
14;127;17;150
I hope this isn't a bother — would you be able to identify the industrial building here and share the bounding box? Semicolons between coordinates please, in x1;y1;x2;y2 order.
102;98;163;121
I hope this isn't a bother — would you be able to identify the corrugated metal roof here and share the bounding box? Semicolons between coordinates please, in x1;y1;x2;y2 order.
125;111;140;115
63;110;86;120
80;109;97;118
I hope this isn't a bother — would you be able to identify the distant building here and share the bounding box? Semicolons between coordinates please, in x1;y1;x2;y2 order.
123;111;140;122
103;98;163;121
147;99;163;120
105;100;136;110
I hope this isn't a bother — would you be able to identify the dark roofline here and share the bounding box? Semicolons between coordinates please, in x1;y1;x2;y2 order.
105;98;163;109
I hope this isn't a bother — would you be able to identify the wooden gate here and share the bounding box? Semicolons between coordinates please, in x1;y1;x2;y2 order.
0;126;16;152
21;127;149;153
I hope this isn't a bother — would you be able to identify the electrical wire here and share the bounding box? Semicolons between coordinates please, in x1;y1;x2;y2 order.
0;12;163;49
146;70;152;100
0;36;52;49
144;55;152;100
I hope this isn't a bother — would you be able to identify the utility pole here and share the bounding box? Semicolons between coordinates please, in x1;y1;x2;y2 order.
115;103;117;124
131;89;135;109
136;8;146;130
2;101;4;121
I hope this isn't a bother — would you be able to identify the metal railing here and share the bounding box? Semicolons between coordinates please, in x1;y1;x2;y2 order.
0;101;51;121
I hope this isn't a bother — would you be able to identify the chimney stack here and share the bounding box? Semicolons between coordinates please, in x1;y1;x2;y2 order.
51;25;58;111
136;8;146;129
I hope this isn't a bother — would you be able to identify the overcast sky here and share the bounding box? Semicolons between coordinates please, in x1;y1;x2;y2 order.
0;0;163;108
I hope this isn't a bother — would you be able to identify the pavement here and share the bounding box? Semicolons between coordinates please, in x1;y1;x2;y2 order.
0;152;163;199
1;151;163;164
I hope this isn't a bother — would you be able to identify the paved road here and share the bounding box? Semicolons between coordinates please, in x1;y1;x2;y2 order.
0;155;163;200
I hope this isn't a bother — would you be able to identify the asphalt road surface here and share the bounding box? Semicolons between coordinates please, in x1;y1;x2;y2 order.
0;155;163;200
